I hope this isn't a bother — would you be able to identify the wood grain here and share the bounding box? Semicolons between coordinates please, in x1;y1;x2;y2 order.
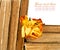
7;0;21;50
43;25;60;33
20;0;29;16
25;43;60;50
0;0;11;50
27;33;60;42
16;0;29;50
0;1;5;50
2;1;11;50
0;0;1;7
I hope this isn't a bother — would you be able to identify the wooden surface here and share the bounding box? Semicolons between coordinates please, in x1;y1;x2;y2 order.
27;33;60;42
20;0;29;16
43;25;60;33
7;0;21;50
0;0;28;50
25;25;60;50
2;1;11;50
16;0;29;50
1;0;60;50
0;1;5;50
0;0;1;7
26;25;60;43
0;0;11;50
25;43;60;50
26;25;60;50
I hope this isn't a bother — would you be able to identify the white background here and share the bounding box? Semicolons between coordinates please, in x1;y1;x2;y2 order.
28;0;60;25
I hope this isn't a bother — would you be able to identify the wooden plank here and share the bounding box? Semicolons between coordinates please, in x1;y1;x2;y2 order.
0;1;5;50
20;0;29;16
16;0;29;50
25;43;60;50
0;0;11;50
2;1;11;50
7;0;21;50
43;25;60;33
27;33;60;42
0;0;1;7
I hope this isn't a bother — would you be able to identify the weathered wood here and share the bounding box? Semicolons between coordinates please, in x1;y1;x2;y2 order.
0;0;1;7
27;33;60;42
2;1;11;50
0;1;5;50
0;0;11;50
26;25;60;43
7;0;21;50
16;0;29;50
43;25;60;33
20;0;29;16
25;43;60;50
